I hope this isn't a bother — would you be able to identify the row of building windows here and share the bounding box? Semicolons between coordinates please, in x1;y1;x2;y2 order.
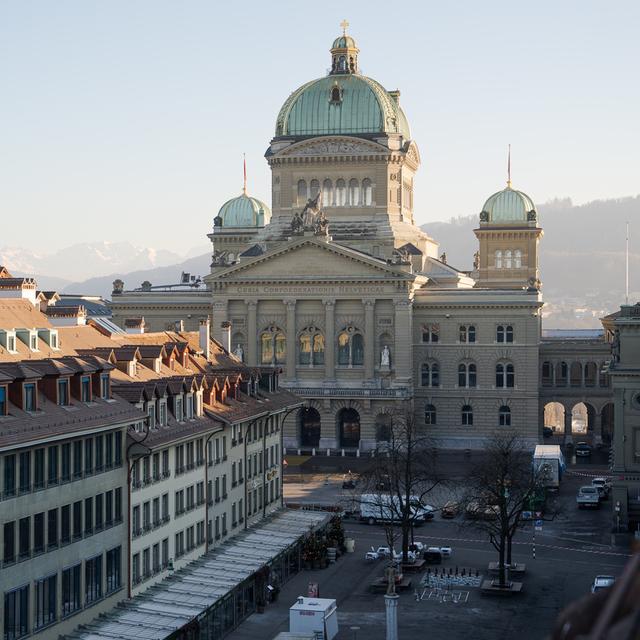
420;362;516;388
2;488;123;566
423;404;512;427
541;361;609;387
132;492;171;538
3;547;121;639
495;250;523;269
1;432;122;500
132;539;170;586
297;178;373;207
421;324;515;344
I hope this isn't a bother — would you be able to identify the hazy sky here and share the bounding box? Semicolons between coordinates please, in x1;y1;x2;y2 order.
1;1;638;254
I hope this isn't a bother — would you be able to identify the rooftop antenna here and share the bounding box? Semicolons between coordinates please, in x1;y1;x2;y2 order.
507;144;512;188
243;153;247;194
626;221;630;305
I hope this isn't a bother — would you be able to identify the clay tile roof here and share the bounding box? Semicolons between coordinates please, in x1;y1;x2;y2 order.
76;354;115;371
58;356;99;373
0;362;42;379
27;359;77;377
45;305;86;317
111;382;146;403
133;344;166;359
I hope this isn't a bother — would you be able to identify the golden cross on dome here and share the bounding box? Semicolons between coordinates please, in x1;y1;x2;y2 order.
340;19;349;35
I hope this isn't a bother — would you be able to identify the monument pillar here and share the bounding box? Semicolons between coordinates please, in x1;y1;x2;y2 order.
384;594;399;640
284;299;297;381
247;301;257;366
363;299;375;380
323;299;335;381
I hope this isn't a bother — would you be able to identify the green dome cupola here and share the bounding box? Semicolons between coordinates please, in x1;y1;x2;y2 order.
481;186;536;224
274;23;411;139
214;193;270;228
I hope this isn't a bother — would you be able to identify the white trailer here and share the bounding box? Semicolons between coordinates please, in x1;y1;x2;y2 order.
359;493;434;525
533;445;566;489
289;597;338;640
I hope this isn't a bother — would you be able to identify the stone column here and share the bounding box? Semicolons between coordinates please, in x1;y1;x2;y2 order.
284;299;296;381
363;299;375;381
393;299;413;386
564;405;573;444
247;301;257;366
323;299;335;381
211;299;228;344
384;594;399;640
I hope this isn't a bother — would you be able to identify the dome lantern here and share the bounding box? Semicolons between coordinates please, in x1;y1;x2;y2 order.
330;20;359;75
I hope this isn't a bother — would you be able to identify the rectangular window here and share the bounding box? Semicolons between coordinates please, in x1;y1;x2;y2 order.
4;453;16;497
84;438;93;475
73;441;82;479
105;490;113;526
132;553;140;584
84;497;93;534
162;538;169;566
152;543;160;572
105;433;114;468
152;452;160;480
95;493;103;530
115;487;122;522
33;512;44;554
81;376;91;402
159;402;167;426
0;385;6;415
19;451;30;493
85;554;103;604
34;448;45;490
47;446;58;485
73;501;82;539
100;374;109;399
47;509;58;549
162;449;169;475
61;505;71;544
114;431;122;466
132;505;140;535
24;383;36;411
95;435;103;471
19;516;30;559
4;584;29;639
143;501;150;529
106;546;121;593
143;456;150;483
34;574;56;629
3;521;15;564
62;564;81;617
186;486;194;509
57;378;69;405
143;547;150;577
61;444;71;482
162;493;169;519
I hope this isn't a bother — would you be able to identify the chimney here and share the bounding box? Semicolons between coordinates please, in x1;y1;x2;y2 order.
199;318;211;361
221;321;232;353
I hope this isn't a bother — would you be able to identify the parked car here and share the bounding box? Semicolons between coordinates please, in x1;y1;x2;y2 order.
542;426;554;438
591;575;615;592
465;501;499;520
591;477;611;498
576;486;600;508
575;442;592;457
441;501;460;519
409;541;426;553
365;550;380;562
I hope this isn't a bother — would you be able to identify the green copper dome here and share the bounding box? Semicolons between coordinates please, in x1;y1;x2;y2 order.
214;193;271;228
481;186;536;223
275;74;411;138
332;35;357;49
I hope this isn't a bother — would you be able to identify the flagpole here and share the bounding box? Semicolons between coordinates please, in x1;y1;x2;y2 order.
626;221;629;305
243;153;247;194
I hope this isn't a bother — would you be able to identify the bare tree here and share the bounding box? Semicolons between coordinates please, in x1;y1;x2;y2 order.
462;432;544;588
358;410;440;563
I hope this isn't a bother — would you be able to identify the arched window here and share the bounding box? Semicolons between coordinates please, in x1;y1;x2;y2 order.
348;179;359;205
570;362;582;387
260;326;286;365
504;250;512;269
514;249;522;268
459;325;476;343
310;179;320;200
337;327;364;366
298;326;324;366
496;363;515;388
584;362;597;387
421;324;439;343
297;180;307;206
556;361;568;386
336;179;346;206
461;405;473;426
330;86;341;103
322;179;333;207
496;325;514;343
362;178;372;206
420;362;439;387
495;250;503;269
458;363;477;388
499;405;511;426
425;404;437;425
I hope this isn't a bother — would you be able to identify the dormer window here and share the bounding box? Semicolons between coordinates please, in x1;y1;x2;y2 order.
30;335;37;351
57;379;69;406
24;383;36;412
100;374;110;400
159;402;167;426
7;335;16;352
0;385;7;415
81;376;91;402
175;397;183;422
330;85;342;104
51;333;58;349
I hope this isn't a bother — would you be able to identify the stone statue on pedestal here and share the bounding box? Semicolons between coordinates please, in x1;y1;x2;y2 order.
385;564;396;595
233;344;244;361
381;345;390;367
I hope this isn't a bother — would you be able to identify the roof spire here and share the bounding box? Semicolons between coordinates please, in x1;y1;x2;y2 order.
507;144;512;188
243;153;247;194
340;19;349;35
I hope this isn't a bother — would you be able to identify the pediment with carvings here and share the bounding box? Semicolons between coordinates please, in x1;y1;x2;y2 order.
279;137;388;158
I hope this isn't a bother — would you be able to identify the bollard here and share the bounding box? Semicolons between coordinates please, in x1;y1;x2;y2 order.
356;449;360;458
341;449;345;457
312;448;316;456
327;448;330;456
297;449;301;456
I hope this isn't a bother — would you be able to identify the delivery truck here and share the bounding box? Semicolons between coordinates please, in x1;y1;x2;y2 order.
289;597;338;640
533;444;565;490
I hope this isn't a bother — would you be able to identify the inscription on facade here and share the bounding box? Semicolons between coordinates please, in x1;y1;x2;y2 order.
235;285;387;295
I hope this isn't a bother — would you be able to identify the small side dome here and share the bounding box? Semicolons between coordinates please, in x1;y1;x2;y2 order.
215;193;271;228
481;186;536;224
332;35;357;49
